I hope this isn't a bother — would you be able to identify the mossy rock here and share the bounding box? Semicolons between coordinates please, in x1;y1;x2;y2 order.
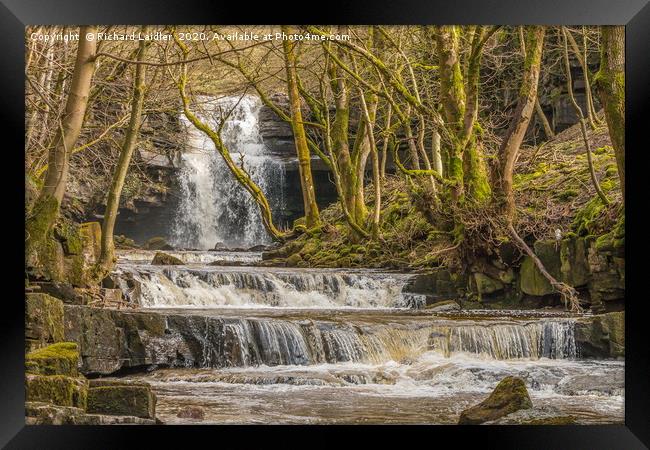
458;376;532;425
25;293;65;352
25;342;80;376
144;236;173;251
286;253;304;267
25;373;88;409
151;252;184;265
87;381;156;419
472;272;504;295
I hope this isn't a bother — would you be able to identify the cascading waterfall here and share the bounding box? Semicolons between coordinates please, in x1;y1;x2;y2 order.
116;263;425;309
115;311;579;370
171;95;285;249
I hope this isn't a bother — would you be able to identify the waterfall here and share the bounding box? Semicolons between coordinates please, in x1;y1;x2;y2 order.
115;312;579;370
116;264;423;309
427;320;577;359
171;95;285;249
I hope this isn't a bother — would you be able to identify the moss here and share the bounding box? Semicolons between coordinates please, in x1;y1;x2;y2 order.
25;294;65;352
25;373;88;409
458;376;532;425
286;253;303;267
572;196;607;236
25;342;80;376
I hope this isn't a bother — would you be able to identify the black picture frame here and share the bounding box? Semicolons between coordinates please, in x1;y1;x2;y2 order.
3;0;649;448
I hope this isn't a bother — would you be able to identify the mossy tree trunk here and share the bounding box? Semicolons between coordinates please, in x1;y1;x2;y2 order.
594;25;625;201
281;26;321;228
98;26;149;273
27;26;97;253
498;26;545;220
434;25;494;204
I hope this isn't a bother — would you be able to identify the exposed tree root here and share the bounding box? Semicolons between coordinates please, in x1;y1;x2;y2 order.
507;223;583;313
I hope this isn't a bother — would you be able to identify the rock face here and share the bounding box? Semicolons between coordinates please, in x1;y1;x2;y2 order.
257;93;295;157
25;293;65;353
87;379;157;419
23;341;157;424
575;311;625;358
458;376;533;425
26;220;102;288
151;251;184;265
519;236;624;308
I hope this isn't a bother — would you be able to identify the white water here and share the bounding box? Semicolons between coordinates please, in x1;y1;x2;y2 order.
117;249;262;265
116;261;424;309
171;95;285;250
110;251;624;424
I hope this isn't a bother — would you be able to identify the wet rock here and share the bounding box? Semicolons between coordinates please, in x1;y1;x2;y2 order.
25;293;65;352
247;244;268;252
177;406;205;421
574;311;625;358
144;236;173;251
87;379;157;419
151;251;184;265
458;376;532;425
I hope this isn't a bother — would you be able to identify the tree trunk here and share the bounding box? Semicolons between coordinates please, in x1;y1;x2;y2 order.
595;25;625;201
498;26;545;219
99;27;149;272
27;26;97;250
282;26;320;228
534;98;555;139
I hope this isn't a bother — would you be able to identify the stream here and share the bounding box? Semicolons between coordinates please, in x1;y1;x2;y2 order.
108;249;624;424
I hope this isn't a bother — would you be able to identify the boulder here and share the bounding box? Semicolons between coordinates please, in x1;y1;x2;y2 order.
25;342;79;376
458;376;532;425
151;251;184;265
87;379;156;419
25;293;65;352
144;236;173;251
